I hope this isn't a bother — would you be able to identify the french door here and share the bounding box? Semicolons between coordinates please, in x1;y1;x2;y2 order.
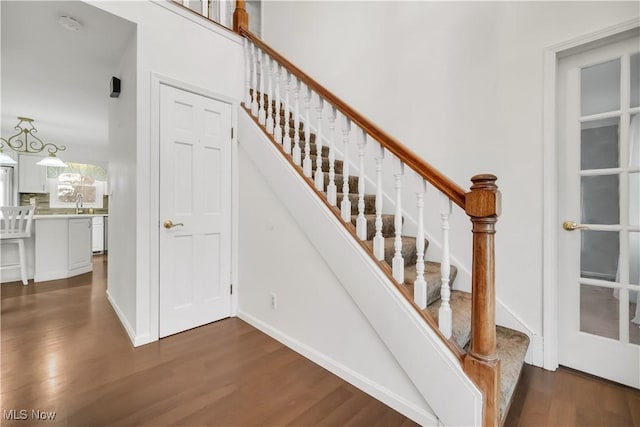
558;33;640;388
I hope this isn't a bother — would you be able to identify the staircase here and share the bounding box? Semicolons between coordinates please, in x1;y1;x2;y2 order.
222;0;531;423
246;97;530;424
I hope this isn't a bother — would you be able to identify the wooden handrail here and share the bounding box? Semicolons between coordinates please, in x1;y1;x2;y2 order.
240;29;467;209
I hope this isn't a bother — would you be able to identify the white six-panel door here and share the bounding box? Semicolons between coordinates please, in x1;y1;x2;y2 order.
159;84;232;338
558;33;640;388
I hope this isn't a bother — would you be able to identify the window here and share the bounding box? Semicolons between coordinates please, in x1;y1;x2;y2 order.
48;163;107;208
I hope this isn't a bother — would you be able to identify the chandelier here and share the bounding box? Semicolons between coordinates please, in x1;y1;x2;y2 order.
0;117;67;167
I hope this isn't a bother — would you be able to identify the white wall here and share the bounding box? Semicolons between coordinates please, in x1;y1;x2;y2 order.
261;1;639;339
89;0;244;344
107;30;138;340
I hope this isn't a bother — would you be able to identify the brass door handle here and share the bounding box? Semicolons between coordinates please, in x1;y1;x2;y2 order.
163;220;184;229
562;221;590;231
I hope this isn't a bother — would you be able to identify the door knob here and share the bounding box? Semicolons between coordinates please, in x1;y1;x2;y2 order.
562;221;590;231
163;220;184;229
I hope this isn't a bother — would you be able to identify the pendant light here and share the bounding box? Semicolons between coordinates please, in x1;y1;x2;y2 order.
0;117;67;167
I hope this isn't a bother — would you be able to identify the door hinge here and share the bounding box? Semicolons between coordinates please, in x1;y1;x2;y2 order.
231;128;234;139
230;284;233;295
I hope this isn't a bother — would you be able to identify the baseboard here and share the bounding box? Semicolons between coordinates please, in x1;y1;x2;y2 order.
34;270;71;282
34;265;92;283
238;310;439;426
496;296;543;367
133;333;154;347
529;334;544;367
106;290;142;347
0;268;34;284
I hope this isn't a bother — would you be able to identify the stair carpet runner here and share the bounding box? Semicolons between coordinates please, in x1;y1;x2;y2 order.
252;96;530;422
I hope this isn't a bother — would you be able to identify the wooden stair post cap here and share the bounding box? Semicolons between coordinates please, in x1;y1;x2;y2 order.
465;174;501;218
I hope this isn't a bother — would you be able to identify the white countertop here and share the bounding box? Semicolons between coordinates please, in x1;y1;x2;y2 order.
34;214;109;219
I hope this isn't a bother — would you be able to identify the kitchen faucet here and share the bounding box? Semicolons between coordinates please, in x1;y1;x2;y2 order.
75;193;84;214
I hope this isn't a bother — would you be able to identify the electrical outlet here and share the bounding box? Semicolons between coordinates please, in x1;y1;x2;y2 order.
270;293;277;310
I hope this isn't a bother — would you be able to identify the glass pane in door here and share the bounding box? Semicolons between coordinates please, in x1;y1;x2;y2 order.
631;232;639;285
581;59;621;116
581;230;619;281
580;283;619;340
581;175;620;224
631;286;640;345
581;118;619;170
631;53;640;108
631;114;639;169
631;173;640;227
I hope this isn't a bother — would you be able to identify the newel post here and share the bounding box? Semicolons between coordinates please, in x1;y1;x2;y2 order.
464;174;501;427
233;0;249;33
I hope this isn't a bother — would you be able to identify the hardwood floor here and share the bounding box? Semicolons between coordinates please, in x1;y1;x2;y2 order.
4;256;639;427
1;255;417;427
505;364;640;427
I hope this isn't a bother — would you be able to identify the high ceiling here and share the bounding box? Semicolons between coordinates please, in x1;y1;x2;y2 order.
1;1;135;153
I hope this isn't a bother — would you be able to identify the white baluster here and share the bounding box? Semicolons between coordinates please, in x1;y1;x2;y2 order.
266;55;274;134
292;77;302;166
282;71;291;154
201;0;209;17
273;62;282;144
314;96;325;191
439;194;453;338
414;179;427;309
327;106;338;205
340;116;352;222
250;43;258;116
392;158;405;283
302;85;312;177
356;129;367;240
258;49;266;125
244;39;251;107
373;145;385;260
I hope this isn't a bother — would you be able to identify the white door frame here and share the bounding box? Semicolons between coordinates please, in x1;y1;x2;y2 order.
542;18;640;370
149;73;239;343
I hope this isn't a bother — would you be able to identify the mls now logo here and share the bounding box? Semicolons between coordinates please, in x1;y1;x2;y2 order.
3;409;28;420
31;410;57;420
3;409;56;421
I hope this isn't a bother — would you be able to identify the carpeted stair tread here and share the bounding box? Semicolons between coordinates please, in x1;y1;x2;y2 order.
322;173;358;194
332;193;376;215
362;236;428;268
402;263;458;307
311;155;343;174
426;290;471;349
301;142;330;158
281;128;313;142
497;325;530;422
350;214;396;240
274;110;302;123
299;132;315;143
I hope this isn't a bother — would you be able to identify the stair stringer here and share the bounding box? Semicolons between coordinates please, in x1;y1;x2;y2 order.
238;109;483;427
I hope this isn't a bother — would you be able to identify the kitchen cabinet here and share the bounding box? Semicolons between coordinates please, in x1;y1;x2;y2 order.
34;215;93;282
18;154;48;193
68;218;92;270
92;216;104;252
